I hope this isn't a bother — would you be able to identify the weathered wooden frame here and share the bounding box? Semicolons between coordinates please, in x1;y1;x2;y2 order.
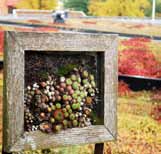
3;31;118;152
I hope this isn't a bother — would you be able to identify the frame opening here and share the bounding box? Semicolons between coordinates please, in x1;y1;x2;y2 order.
24;50;104;134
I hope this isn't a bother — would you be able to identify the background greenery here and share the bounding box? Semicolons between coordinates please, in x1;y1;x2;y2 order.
15;0;161;17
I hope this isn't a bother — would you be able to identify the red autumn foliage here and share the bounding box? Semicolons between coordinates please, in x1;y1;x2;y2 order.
119;37;161;78
151;90;161;102
27;19;42;24
151;104;161;123
0;31;4;53
121;37;151;49
128;24;145;29
118;81;131;96
82;21;97;25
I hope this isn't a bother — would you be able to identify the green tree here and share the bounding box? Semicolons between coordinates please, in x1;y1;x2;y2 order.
16;0;57;10
88;0;150;17
63;0;89;14
145;0;161;17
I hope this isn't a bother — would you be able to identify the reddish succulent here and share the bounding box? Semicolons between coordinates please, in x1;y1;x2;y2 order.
53;109;64;121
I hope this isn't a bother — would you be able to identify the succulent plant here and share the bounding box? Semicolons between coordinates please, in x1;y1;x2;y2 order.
64;112;69;118
47;107;52;112
56;95;61;101
71;74;77;81
89;74;94;81
51;105;56;110
53;109;64;121
40;112;45;119
56;103;61;109
80;92;85;98
40;122;52;133
54;124;62;132
25;67;98;134
82;70;89;78
40;82;47;88
52;96;56;102
66;85;72;91
60;76;66;82
63;95;69;101
62;108;67;112
91;81;96;88
77;77;81;83
68;109;73;114
72;120;78;127
62;119;68;126
74;90;79;95
69;113;75;120
69;89;74;95
66;104;71;110
82;79;88;85
72;82;79;90
77;97;82;103
60;82;66;88
50;117;55;123
66;78;72;85
85;97;93;105
72;103;80;110
72;93;78;99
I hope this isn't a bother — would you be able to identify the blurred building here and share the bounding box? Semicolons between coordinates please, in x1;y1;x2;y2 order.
0;0;8;15
0;0;20;15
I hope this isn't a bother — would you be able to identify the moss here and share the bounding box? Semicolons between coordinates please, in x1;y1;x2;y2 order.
37;71;49;81
56;64;78;76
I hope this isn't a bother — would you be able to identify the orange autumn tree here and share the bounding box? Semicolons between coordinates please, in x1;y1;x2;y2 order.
16;0;57;10
88;0;150;17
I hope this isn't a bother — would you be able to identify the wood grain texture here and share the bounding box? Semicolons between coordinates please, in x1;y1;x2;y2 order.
11;31;117;52
3;32;24;152
11;126;113;152
3;31;118;152
104;36;118;139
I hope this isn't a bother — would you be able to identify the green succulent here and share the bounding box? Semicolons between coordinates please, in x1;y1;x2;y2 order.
66;105;71;110
69;113;75;120
51;105;56;110
56;103;61;109
72;120;78;127
89;74;95;81
91;81;96;88
62;119;68;126
50;118;55;123
72;93;78;99
75;90;80;95
72;103;80;110
55;124;62;132
64;112;69;118
77;97;82;103
62;108;67;112
77;77;81;83
72;82;79;90
68;109;73;114
63;95;69;101
82;70;89;78
80;92;85;98
66;78;72;85
71;74;77;81
82;79;88;85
